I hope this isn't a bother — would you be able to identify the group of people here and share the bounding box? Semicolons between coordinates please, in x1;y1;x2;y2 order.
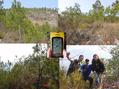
66;53;105;88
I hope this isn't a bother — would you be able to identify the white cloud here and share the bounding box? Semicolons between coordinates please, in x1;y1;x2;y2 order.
58;0;115;13
58;0;80;13
0;44;35;63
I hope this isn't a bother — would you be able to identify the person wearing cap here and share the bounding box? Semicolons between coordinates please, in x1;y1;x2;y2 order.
81;59;93;88
92;54;105;87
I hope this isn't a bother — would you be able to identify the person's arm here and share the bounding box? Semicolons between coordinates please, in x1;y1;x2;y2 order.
47;48;52;58
100;62;105;73
63;50;73;62
91;60;95;72
80;64;84;72
89;65;93;77
67;53;73;62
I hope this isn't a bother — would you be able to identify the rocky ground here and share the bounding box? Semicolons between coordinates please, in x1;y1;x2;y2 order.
26;9;58;27
64;23;119;45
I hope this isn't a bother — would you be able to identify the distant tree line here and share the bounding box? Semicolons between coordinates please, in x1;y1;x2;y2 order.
59;0;119;30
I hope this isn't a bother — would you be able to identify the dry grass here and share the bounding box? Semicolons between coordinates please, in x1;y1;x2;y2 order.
92;22;119;37
59;69;87;89
90;22;119;44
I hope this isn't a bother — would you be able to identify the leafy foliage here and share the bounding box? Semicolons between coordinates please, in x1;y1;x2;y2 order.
59;0;119;30
0;0;5;22
107;45;119;78
59;68;87;89
0;44;59;89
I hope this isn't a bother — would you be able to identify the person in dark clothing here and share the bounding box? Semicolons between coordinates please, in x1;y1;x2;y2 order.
81;59;93;88
92;54;105;86
67;59;79;76
66;53;84;76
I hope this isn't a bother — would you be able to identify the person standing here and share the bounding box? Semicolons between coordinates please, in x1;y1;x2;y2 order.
92;54;105;87
78;55;85;71
81;59;93;88
66;53;84;76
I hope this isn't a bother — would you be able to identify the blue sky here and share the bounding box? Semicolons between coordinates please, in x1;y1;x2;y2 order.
2;0;116;11
59;0;116;13
3;0;58;8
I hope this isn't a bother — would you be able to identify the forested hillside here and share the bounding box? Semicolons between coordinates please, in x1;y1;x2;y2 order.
0;0;57;43
59;0;119;45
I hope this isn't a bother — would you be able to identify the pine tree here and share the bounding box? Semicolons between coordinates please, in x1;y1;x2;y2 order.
0;0;5;21
0;0;3;9
92;0;104;21
93;0;102;13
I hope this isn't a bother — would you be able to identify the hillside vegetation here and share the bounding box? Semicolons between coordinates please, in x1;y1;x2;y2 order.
59;0;119;45
0;0;57;43
26;8;57;27
0;44;59;89
0;44;119;89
